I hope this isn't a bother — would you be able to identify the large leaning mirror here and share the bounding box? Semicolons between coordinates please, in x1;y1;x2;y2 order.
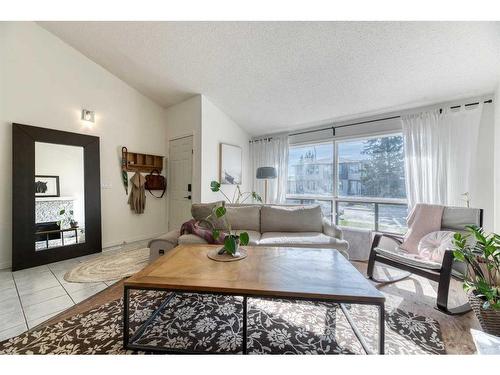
13;123;101;271
35;142;86;250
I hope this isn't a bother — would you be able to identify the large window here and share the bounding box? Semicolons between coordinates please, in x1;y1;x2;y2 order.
287;143;333;196
286;134;407;234
337;136;406;199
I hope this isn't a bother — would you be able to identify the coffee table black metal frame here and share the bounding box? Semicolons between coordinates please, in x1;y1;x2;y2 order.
123;286;385;355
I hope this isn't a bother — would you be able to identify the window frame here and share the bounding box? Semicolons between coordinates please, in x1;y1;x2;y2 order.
286;131;408;234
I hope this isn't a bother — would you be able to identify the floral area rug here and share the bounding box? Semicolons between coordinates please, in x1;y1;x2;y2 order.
0;290;445;354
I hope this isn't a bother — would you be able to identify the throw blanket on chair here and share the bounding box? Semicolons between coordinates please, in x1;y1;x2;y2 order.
400;203;445;254
180;219;225;244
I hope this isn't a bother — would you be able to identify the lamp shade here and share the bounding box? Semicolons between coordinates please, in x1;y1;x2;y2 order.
256;166;277;179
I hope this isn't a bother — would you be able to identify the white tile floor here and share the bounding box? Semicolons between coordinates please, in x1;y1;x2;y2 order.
0;247;138;342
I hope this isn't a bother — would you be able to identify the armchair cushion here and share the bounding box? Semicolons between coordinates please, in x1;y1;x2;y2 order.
374;247;442;270
401;204;444;254
442;207;482;231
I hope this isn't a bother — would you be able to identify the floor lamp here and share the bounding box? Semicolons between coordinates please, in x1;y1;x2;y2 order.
256;167;277;204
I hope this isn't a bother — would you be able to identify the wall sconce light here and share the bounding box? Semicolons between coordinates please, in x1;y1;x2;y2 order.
81;109;95;123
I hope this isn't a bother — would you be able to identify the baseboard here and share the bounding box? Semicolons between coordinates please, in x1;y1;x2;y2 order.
0;260;12;270
0;232;165;270
101;232;165;252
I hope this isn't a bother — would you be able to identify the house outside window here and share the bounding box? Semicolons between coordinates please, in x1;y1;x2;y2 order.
286;134;407;234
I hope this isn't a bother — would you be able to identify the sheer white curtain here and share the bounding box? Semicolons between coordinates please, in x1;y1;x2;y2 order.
402;109;445;208
250;135;289;203
441;105;482;206
402;104;483;209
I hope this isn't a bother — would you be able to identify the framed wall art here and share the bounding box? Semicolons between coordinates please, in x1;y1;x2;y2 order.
219;143;242;185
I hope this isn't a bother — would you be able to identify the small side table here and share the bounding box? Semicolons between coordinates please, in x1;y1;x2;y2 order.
470;329;500;354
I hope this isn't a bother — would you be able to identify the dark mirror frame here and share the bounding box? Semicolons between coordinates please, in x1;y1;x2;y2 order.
12;123;102;271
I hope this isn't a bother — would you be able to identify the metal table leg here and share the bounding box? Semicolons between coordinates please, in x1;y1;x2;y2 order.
242;296;248;354
379;303;385;355
340;302;385;355
123;286;130;349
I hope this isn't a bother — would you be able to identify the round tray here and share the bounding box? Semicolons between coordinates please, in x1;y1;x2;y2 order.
207;248;248;262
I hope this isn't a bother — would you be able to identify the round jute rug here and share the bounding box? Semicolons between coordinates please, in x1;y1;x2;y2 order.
64;247;150;283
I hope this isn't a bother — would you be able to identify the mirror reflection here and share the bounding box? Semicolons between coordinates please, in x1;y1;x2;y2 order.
35;142;85;250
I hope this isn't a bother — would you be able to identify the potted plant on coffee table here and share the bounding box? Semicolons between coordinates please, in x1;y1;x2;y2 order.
207;203;248;257
453;225;500;335
204;181;262;258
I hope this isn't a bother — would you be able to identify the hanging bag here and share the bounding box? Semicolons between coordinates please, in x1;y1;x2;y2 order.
145;169;166;198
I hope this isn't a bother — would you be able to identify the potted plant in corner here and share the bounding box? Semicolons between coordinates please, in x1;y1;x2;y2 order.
205;181;262;257
58;208;74;229
453;225;500;335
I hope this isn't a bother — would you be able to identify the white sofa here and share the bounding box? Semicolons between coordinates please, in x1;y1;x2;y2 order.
149;203;349;262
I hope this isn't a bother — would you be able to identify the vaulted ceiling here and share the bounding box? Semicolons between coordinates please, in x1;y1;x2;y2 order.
39;21;500;135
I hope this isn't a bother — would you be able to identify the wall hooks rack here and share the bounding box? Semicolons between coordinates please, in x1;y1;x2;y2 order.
122;147;164;174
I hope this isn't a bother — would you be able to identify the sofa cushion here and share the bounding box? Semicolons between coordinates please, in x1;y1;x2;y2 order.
258;232;348;251
261;205;323;233
191;202;226;229
178;234;209;245
178;230;261;246
220;206;261;232
234;230;261;246
191;203;261;232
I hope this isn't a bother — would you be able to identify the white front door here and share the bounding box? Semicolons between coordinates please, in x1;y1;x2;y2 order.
168;136;193;231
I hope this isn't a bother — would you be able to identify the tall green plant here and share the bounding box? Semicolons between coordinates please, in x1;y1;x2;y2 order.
205;181;262;255
210;181;262;204
453;225;500;310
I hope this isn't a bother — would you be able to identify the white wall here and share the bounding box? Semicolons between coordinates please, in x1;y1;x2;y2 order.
200;96;251;202
494;84;500;233
35;143;85;225
471;104;494;231
0;22;167;269
164;95;202;204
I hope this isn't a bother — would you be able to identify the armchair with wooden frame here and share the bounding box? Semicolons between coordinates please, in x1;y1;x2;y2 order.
367;205;483;315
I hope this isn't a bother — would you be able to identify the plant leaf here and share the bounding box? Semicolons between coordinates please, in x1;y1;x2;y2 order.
215;206;226;218
59;209;65;215
453;250;465;262
239;232;249;246
212;229;220;240
224;236;236;255
210;180;221;192
252;192;263;202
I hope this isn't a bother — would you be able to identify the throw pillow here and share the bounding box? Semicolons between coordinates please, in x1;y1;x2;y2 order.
417;230;455;263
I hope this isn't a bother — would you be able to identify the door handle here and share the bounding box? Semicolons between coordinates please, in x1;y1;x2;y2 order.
184;195;192;200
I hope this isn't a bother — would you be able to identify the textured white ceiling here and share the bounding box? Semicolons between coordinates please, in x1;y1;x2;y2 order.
39;21;500;135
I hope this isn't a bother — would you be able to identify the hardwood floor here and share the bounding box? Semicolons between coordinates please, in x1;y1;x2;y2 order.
352;261;481;354
38;259;481;354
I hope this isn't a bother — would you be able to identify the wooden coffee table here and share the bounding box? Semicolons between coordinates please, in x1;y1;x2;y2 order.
123;244;386;354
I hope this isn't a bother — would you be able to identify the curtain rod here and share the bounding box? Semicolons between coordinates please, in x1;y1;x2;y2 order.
249;137;273;143
285;99;493;138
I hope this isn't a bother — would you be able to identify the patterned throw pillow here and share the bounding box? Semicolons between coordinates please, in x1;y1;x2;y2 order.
417;231;455;263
